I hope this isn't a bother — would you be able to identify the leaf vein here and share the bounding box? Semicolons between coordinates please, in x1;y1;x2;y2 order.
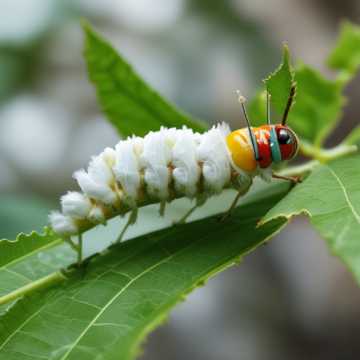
327;166;360;223
0;302;49;351
59;254;177;359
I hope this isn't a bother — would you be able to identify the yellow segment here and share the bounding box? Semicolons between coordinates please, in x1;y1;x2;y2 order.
226;129;257;172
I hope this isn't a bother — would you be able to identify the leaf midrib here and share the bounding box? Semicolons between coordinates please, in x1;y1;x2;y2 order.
60;224;218;359
126;220;287;360
59;253;174;359
0;302;49;351
59;217;266;359
0;235;160;352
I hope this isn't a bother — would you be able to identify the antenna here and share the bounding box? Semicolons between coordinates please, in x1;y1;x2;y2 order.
267;91;271;125
282;85;296;125
236;90;260;161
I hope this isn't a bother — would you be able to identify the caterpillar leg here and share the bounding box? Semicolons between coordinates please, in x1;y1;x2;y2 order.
116;208;138;243
63;236;79;252
63;235;83;266
173;203;198;225
220;191;243;222
173;195;207;225
272;173;302;185
159;201;166;217
220;176;252;221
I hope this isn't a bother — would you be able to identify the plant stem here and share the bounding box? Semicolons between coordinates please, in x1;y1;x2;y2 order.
0;271;67;306
300;141;357;163
64;236;79;252
283;142;357;177
279;160;319;176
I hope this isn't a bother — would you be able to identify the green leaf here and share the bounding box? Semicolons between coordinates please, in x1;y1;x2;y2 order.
250;46;345;147
261;155;360;284
264;44;295;118
289;65;344;146
0;228;60;271
247;46;294;127
82;21;207;137
0;229;73;309
0;183;288;360
327;21;360;81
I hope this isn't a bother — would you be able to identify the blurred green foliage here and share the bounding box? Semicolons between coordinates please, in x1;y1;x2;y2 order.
83;22;207;137
0;195;51;239
1;16;360;360
328;21;360;80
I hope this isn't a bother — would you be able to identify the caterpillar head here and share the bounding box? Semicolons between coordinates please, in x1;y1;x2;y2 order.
273;124;299;161
228;85;298;172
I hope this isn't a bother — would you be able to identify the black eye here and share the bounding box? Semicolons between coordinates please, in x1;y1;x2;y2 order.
278;129;291;144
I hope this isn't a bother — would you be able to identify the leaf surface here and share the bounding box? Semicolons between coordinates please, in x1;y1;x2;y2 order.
0;183;288;360
262;155;360;283
0;228;59;270
289;65;344;146
0;229;74;312
83;22;207;137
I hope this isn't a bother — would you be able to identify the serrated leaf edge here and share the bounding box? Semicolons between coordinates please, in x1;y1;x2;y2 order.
0;227;62;269
263;43;295;87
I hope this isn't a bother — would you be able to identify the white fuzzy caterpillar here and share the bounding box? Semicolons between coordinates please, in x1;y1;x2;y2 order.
49;123;269;237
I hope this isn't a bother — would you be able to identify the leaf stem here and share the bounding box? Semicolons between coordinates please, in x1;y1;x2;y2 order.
279;160;319;176
300;141;358;163
0;271;67;306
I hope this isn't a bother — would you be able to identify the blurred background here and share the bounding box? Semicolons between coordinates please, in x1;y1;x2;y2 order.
1;0;360;359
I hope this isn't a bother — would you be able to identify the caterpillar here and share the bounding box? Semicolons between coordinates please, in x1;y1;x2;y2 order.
49;86;298;244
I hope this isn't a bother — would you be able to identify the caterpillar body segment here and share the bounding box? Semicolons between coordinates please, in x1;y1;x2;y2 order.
50;88;299;240
50;124;257;236
50;124;297;238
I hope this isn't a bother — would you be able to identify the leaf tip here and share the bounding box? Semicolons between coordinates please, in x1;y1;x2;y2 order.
282;42;290;64
81;19;102;48
80;18;92;33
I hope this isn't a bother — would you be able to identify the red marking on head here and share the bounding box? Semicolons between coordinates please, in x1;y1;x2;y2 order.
254;125;272;168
